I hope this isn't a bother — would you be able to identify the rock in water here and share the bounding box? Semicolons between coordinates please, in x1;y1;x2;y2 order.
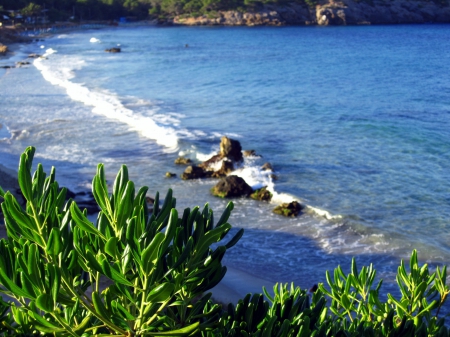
273;201;303;217
211;160;234;178
220;136;243;162
250;187;273;201
105;47;121;53
181;165;207;180
174;157;192;165
211;175;253;198
165;172;176;178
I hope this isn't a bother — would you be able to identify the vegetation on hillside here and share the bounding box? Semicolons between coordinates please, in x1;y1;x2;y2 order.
0;146;449;336
0;0;299;23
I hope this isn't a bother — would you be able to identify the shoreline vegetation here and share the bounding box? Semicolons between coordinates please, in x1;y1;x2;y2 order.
0;147;449;335
1;0;450;52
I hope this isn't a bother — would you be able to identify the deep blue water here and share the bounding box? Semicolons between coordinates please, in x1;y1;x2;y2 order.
1;24;450;294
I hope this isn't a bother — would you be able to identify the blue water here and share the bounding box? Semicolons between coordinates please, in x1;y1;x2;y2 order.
1;24;450;295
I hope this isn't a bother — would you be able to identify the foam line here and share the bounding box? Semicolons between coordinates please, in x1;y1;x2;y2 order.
33;48;179;151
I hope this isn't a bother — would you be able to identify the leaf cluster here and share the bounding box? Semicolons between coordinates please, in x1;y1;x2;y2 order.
0;147;450;337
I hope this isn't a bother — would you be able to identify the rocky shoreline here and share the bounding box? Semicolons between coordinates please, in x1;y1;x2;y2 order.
175;136;304;217
173;0;450;26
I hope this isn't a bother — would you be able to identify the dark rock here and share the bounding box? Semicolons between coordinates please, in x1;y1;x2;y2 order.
16;61;30;66
211;175;253;198
0;66;13;69
211;160;234;178
181;165;207;180
105;47;121;53
250;186;273;201
198;154;222;170
270;174;278;181
220;136;243;162
28;54;41;58
261;162;273;171
174;157;192;165
273;201;303;217
165;172;176;178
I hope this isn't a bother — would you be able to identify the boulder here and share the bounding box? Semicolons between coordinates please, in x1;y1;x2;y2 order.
174;157;192;165
220;136;243;162
165;172;176;178
211;160;234;178
211;175;253;198
273;201;303;217
181;165;207;180
250;187;273;201
198;154;222;170
105;47;121;53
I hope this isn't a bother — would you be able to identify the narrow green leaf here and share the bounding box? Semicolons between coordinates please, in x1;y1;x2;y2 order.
147;283;175;303
70;202;105;240
105;237;119;258
36;293;54;312
18;150;34;201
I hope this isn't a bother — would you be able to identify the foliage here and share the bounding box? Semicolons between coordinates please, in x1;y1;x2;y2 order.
0;146;244;336
0;147;449;336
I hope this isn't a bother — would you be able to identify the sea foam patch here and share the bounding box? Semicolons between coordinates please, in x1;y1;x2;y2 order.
33;48;179;151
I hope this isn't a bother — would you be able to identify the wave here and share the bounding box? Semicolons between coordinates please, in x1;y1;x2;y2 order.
33;48;180;151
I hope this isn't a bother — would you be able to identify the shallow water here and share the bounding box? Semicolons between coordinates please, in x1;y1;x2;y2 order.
0;25;450;301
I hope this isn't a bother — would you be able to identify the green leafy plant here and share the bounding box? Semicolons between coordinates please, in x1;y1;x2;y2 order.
0;146;243;336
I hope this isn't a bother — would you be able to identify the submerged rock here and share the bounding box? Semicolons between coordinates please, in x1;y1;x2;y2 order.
250;186;273;201
211;175;253;198
261;162;273;171
273;201;303;217
105;47;121;53
165;172;176;178
174;157;192;165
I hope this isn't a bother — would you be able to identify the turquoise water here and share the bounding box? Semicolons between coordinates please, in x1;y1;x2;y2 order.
1;24;450;294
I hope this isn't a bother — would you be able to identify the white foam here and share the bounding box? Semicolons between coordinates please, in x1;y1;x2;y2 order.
90;37;101;43
33;50;179;151
306;206;343;221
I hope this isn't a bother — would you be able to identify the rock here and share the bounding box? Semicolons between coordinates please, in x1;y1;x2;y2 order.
220;136;243;162
181;165;207;180
16;61;30;67
211;160;234;178
174;157;192;165
198;154;223;170
261;162;273;171
250;187;273;201
0;66;13;69
105;47;121;53
28;53;42;58
165;172;176;178
211;175;253;198
0;45;8;54
273;201;303;217
270;174;278;181
243;149;261;157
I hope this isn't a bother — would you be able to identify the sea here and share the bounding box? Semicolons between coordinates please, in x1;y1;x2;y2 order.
1;24;450;301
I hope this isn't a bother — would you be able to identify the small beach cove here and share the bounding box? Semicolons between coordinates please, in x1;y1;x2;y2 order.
1;24;450;313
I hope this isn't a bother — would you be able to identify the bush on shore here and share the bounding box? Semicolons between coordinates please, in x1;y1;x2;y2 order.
0;147;449;336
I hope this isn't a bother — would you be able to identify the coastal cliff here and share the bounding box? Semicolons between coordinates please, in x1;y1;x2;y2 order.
173;0;450;26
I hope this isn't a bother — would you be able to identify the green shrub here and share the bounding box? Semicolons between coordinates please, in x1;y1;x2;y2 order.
0;146;243;336
0;147;449;336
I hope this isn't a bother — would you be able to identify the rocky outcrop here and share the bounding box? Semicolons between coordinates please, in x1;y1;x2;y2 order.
273;201;304;217
165;172;176;178
199;136;243;171
173;0;450;26
211;175;254;198
250;187;273;201
181;165;208;180
211;160;234;178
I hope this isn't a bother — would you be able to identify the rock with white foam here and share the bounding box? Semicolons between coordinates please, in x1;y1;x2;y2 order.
211;175;253;198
